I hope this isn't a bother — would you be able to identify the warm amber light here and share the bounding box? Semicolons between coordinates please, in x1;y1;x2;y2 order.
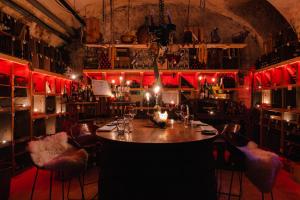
158;111;168;121
126;80;131;85
111;79;115;84
198;76;202;81
71;74;77;80
145;92;150;101
212;78;216;82
153;85;160;94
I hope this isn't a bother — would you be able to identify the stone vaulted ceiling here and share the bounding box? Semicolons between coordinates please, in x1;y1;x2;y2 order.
0;0;299;49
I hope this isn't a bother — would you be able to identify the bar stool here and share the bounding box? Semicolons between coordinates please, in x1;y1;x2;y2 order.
28;132;88;200
214;123;246;200
237;142;282;200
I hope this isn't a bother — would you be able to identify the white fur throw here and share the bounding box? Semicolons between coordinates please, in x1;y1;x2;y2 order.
238;142;282;193
28;132;75;168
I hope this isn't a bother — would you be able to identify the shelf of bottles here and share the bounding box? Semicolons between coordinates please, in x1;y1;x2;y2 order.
84;44;243;70
0;11;71;75
253;57;300;108
0;54;31;172
83;69;253;106
256;28;300;69
254;57;300;158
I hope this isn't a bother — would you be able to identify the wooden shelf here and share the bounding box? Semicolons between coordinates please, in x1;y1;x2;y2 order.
33;92;46;96
84;69;239;74
14;150;28;157
32;112;69;119
14;86;28;89
85;43;247;49
261;107;300;114
32;68;71;80
0;83;10;87
0;53;29;65
14;136;30;144
15;106;31;111
32;113;47;119
0;141;12;148
0;107;11;113
256;56;300;72
255;84;299;90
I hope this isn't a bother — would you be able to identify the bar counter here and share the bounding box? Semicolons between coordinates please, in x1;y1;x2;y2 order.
96;119;218;200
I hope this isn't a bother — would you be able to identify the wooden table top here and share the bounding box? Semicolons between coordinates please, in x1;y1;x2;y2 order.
96;119;217;144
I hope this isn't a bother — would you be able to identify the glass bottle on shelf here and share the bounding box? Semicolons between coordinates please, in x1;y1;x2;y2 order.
204;79;208;99
199;84;205;99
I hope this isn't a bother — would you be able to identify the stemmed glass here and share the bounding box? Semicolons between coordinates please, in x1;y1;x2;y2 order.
116;117;126;135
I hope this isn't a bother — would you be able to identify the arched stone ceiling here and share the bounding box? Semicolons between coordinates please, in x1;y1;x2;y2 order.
267;0;300;39
0;0;298;48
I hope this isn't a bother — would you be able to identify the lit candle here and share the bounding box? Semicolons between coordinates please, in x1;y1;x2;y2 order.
145;92;150;102
153;85;160;94
71;74;76;80
186;105;189;116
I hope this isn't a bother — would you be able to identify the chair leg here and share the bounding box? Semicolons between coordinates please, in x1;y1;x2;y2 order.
228;170;234;200
67;179;72;200
238;171;243;200
30;168;39;200
271;190;274;200
49;171;53;200
78;175;85;200
62;170;65;200
262;192;264;200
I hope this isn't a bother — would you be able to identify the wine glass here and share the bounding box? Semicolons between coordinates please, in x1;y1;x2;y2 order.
116;117;126;135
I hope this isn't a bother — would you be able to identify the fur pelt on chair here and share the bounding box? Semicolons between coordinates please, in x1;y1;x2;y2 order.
28;132;88;173
238;141;282;193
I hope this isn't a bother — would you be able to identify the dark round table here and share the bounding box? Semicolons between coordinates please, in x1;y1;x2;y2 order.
96;119;218;200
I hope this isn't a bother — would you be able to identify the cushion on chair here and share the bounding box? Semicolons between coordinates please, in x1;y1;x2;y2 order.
28;132;75;168
44;149;88;174
238;142;282;193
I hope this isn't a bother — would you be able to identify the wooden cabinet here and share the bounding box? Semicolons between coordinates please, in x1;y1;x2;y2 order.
254;57;300;159
0;53;72;174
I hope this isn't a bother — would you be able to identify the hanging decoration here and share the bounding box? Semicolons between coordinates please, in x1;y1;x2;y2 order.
120;0;136;44
149;0;176;47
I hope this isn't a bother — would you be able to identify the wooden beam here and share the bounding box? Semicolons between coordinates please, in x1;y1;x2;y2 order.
0;0;69;42
57;0;85;26
85;43;247;49
26;0;75;35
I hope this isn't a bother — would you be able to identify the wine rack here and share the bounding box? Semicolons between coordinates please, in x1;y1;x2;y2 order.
0;53;73;174
255;56;300;159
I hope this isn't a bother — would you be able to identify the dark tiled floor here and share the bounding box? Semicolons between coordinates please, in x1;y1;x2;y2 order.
9;167;300;200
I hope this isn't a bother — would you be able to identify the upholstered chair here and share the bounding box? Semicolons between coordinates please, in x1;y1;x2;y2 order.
28;132;88;200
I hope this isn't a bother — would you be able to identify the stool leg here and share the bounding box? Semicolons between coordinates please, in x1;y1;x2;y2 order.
30;168;39;200
49;171;53;200
271;190;274;200
78;175;85;200
62;170;64;200
67;179;72;200
228;170;234;200
238;171;243;200
219;169;223;194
